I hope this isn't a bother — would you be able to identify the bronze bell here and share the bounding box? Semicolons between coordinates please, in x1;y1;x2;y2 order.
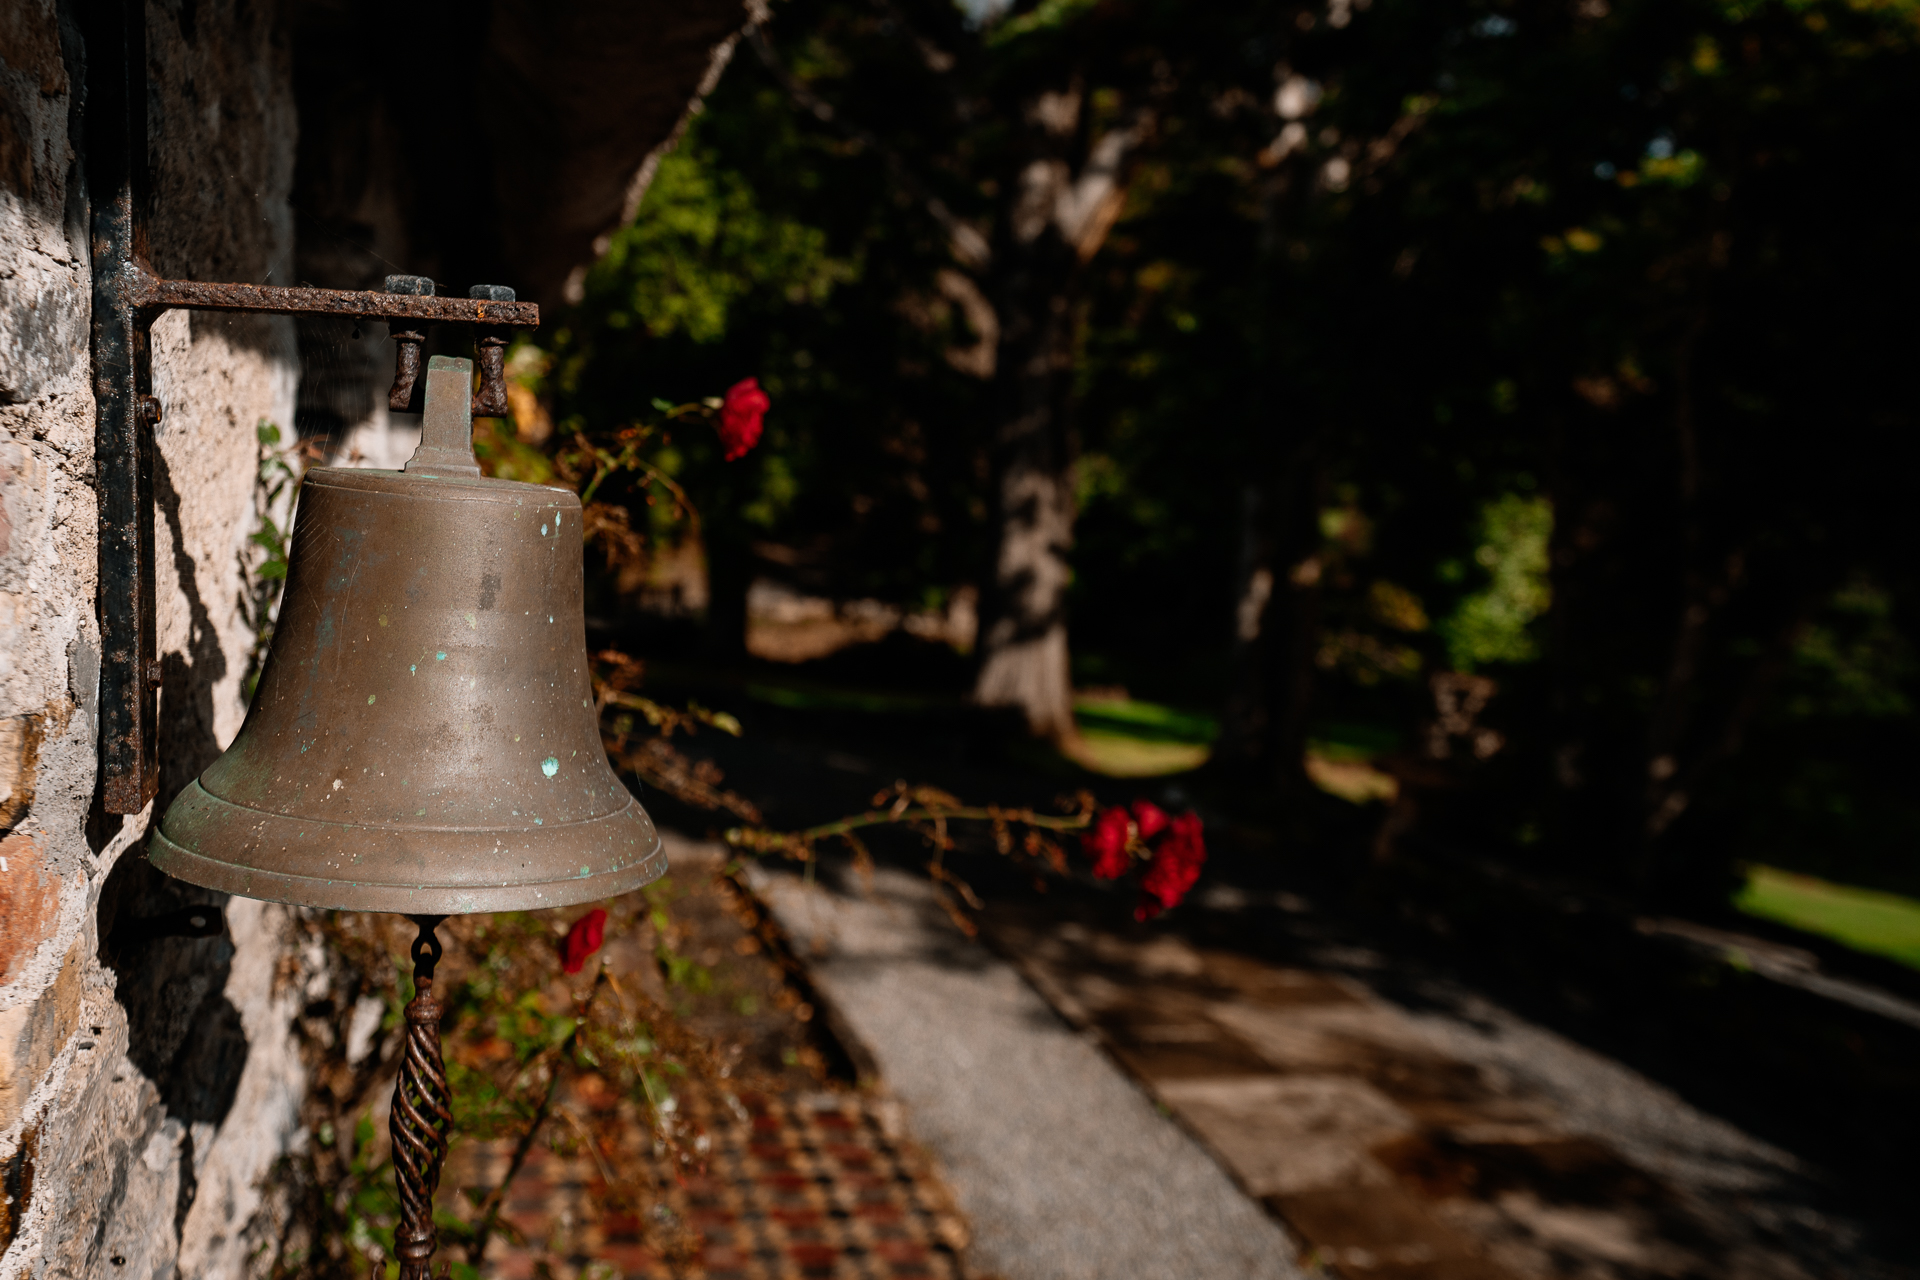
150;354;666;913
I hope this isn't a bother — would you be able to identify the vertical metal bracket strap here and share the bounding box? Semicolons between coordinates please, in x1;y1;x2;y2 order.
85;0;159;814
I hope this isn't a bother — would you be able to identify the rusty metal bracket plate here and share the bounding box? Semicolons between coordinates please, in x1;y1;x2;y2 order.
130;268;541;329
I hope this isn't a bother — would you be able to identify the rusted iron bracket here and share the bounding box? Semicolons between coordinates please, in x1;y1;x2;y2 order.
86;0;158;815
128;266;540;329
84;1;538;813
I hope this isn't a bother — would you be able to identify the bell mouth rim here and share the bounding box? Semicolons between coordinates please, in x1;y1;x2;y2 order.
150;779;668;915
149;822;668;888
147;822;668;915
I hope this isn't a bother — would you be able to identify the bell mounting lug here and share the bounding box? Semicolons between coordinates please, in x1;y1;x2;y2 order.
403;357;484;477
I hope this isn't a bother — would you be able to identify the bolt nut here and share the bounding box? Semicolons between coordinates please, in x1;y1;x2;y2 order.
139;395;162;426
145;659;162;689
468;283;516;303
384;274;435;296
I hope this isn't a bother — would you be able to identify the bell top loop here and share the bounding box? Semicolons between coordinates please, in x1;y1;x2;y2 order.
409;916;447;980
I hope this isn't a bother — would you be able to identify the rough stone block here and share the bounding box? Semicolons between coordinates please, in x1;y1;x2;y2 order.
0;1120;37;1257
0;715;40;831
0;594;29;713
0;936;81;1135
0;260;89;408
0;833;58;987
0;442;49;578
0;2;69;101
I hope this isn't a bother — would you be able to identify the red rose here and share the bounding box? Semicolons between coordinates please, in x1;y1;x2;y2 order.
1130;800;1170;840
1135;812;1206;920
1081;806;1133;880
717;377;769;461
561;907;608;974
1163;812;1207;876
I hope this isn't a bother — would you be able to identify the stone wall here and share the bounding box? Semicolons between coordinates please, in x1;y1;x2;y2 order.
2;1;306;1274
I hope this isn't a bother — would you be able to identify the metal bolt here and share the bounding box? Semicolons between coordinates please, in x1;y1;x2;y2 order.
389;330;428;413
472;335;511;418
469;286;516;418
146;659;162;689
140;396;162;427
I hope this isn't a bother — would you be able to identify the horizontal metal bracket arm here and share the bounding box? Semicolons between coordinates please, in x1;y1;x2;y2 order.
130;266;540;328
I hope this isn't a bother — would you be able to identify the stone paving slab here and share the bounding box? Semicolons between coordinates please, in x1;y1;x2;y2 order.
984;891;1905;1280
732;840;1307;1280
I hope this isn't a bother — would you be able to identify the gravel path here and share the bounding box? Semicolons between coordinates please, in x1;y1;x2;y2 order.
690;834;1304;1280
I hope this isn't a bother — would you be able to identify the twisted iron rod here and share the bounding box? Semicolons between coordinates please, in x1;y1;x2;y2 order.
391;915;452;1280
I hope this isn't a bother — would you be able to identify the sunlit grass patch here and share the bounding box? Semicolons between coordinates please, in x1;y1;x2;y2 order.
1735;865;1920;970
1067;696;1215;776
1303;723;1401;804
1304;752;1399;804
1067;731;1212;777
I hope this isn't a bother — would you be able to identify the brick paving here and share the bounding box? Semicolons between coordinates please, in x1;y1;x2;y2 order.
421;836;979;1280
446;1085;972;1280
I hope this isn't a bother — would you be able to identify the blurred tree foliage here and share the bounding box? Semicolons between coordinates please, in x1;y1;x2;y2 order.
528;0;1920;904
1256;0;1920;901
522;41;995;645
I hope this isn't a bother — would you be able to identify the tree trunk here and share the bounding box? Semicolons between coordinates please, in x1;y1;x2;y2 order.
1219;442;1324;795
972;100;1142;743
1636;317;1709;881
1218;484;1275;765
974;257;1079;742
1270;463;1328;797
974;463;1077;739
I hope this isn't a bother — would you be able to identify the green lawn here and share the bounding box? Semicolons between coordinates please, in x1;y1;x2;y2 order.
1072;698;1219;743
1734;865;1920;970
